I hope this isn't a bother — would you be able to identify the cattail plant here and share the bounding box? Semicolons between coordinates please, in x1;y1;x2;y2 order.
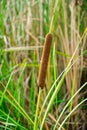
37;33;53;89
34;33;53;130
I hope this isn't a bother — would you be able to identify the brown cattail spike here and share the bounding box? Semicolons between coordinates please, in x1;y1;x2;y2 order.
38;33;53;89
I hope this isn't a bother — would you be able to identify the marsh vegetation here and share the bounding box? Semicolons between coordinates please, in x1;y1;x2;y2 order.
0;0;87;130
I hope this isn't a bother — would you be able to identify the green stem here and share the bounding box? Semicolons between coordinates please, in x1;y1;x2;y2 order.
34;88;42;130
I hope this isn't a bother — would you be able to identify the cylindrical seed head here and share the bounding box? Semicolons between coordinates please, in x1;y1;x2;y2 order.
37;33;53;89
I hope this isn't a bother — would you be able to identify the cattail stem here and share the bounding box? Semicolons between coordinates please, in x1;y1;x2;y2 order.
38;33;53;89
34;87;42;130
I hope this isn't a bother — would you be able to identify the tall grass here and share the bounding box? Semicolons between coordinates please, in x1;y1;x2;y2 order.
0;0;87;130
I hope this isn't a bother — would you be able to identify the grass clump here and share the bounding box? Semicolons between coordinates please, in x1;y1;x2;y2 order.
0;0;87;130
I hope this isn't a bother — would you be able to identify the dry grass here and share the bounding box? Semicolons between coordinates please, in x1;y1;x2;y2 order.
0;0;87;130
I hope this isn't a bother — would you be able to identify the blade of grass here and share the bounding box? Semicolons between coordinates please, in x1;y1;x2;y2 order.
0;82;34;125
0;125;12;130
53;82;87;130
40;72;66;130
0;72;13;106
0;109;27;130
58;98;87;130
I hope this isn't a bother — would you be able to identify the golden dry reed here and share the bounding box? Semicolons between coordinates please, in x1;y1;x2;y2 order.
37;33;53;89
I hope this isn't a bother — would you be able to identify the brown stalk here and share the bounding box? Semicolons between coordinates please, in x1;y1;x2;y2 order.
37;33;53;89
